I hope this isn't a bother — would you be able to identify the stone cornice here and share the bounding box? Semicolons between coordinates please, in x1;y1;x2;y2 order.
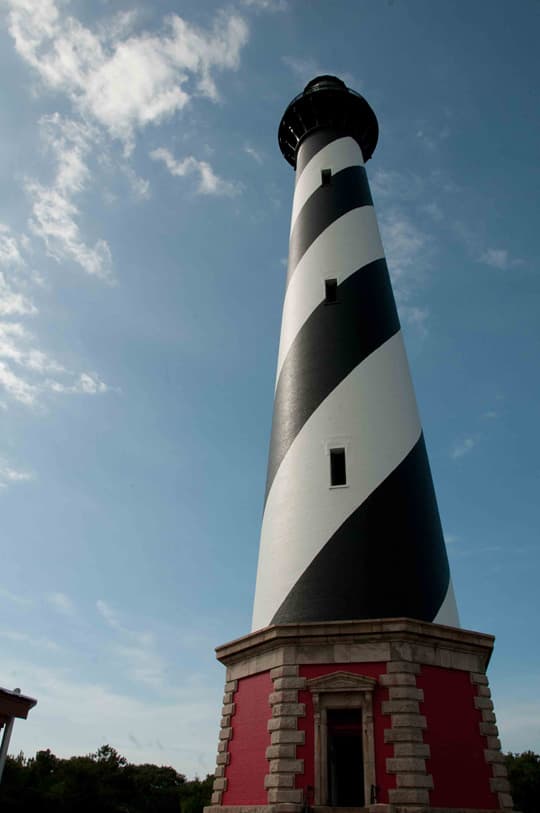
215;618;494;671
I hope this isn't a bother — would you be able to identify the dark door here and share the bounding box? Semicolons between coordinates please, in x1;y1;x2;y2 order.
327;708;364;806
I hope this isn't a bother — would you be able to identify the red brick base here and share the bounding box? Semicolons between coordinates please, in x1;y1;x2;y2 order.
206;619;513;812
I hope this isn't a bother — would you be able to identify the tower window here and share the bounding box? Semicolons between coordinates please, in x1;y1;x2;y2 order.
330;447;347;487
325;278;338;304
321;168;332;185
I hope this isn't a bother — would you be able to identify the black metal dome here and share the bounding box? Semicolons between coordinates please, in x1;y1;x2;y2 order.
278;75;379;168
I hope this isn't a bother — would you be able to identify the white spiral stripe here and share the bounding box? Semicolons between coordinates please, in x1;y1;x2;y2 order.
252;331;421;631
433;578;460;627
277;206;384;384
291;137;364;234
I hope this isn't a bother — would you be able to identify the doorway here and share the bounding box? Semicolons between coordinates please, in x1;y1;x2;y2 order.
307;671;377;807
326;708;365;806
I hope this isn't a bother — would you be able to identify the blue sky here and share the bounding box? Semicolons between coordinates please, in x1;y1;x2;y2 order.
0;0;538;776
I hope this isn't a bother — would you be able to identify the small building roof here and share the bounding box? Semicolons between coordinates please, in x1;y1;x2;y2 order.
0;687;37;726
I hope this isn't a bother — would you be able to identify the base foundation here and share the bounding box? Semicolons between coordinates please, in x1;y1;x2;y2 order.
205;619;513;812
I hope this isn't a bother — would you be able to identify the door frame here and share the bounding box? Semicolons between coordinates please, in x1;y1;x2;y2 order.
307;671;377;806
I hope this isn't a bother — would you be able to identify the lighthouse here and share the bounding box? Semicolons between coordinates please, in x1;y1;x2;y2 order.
207;77;513;812
252;75;459;632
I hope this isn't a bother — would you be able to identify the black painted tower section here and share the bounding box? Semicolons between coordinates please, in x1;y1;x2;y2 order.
252;76;458;631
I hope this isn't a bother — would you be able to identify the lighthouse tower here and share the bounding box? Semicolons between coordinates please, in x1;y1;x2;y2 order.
207;78;513;813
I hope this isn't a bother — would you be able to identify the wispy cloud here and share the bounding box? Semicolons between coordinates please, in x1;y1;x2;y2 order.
415;123;450;153
0;628;60;651
26;114;112;280
244;144;263;164
150;147;241;197
6;2;249;151
0;273;36;318
0;320;110;407
371;169;424;202
122;165;150;201
377;209;431;335
0;3;250;417
451;436;478;460
97;600;150;645
479;248;523;271
0;457;34;489
96;600;163;688
47;592;76;616
46;372;109;396
379;211;428;287
1;655;220;775
367;170;435;335
242;0;288;11
0;226;37;319
0;586;33;607
0;225;25;267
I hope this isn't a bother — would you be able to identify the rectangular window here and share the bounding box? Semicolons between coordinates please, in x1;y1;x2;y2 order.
325;278;338;303
321;168;332;186
330;447;347;487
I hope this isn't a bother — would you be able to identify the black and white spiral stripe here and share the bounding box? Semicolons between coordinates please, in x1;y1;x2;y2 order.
251;132;459;631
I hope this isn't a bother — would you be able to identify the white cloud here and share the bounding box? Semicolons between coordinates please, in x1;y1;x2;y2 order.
150;147;241;197
0;320;110;406
47;592;75;616
379;210;427;283
0;458;33;488
122;165;150;200
26;114;113;280
0;359;38;405
96;600;168;690
416;124;450;152
2;656;220;775
451;436;477;460
244;144;263;164
0;272;37;317
0;228;25;267
0;628;60;651
0;226;38;318
6;2;249;150
242;0;288;11
96;599;125;634
400;305;429;338
0;586;33;607
371;169;424;202
46;372;109;395
0;322;64;374
96;600;152;649
112;643;166;691
479;248;523;271
378;210;432;334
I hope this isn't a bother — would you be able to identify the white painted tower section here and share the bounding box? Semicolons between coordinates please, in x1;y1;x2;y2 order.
253;79;459;632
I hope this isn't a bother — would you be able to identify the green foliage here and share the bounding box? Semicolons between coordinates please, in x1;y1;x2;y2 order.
0;745;213;813
506;751;540;813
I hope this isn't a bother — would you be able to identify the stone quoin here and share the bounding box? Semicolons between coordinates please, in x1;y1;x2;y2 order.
205;76;513;813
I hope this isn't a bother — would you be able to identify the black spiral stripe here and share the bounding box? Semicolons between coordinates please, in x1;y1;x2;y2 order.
287;165;372;286
265;258;400;501
271;434;450;624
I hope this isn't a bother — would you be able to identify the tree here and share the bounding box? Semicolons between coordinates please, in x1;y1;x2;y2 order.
0;745;210;813
506;751;540;813
179;774;213;813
